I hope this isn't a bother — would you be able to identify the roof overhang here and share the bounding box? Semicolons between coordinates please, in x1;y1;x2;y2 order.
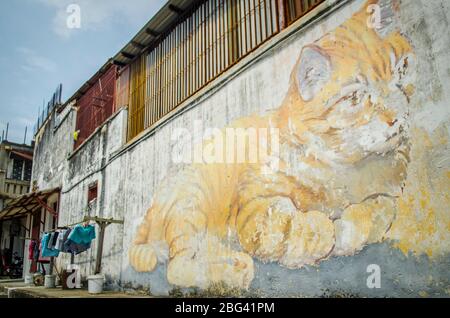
0;188;60;221
9;150;33;161
112;0;198;67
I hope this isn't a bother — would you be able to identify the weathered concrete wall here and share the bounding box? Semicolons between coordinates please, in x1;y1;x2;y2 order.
31;104;128;282
32;106;75;189
32;0;450;297
56;109;128;282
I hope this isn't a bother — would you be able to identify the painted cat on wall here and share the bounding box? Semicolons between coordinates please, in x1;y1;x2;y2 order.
129;0;416;289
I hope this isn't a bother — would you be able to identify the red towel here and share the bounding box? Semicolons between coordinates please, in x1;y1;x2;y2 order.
29;240;36;260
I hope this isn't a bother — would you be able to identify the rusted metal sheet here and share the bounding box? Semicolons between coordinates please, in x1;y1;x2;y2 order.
74;65;117;149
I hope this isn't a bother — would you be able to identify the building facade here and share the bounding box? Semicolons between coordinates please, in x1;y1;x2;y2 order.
0;140;33;275
8;0;450;296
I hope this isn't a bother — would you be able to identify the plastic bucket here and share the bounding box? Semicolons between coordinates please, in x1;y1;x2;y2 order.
44;275;56;288
87;275;104;294
24;274;33;285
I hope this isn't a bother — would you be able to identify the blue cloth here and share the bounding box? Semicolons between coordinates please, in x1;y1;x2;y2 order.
63;240;91;255
68;224;96;245
41;233;60;257
60;228;72;253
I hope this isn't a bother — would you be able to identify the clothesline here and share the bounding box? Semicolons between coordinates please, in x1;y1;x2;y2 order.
28;215;124;275
46;216;124;233
19;217;123;241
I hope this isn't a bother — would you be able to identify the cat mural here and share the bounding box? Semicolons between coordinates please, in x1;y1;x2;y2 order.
129;0;416;289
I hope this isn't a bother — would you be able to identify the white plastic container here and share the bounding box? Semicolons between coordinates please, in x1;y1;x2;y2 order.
44;275;56;288
87;274;104;294
24;274;33;285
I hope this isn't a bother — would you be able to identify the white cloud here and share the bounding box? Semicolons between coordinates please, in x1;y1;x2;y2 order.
39;0;165;38
17;47;57;73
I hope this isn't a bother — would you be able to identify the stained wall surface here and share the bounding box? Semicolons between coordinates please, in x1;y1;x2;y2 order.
32;0;450;297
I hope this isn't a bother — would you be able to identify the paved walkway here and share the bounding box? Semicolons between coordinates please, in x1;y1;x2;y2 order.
0;279;151;298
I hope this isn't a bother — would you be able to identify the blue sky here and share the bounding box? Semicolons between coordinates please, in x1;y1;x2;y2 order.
0;0;165;145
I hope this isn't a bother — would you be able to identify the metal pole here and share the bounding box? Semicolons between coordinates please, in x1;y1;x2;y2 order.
23;127;28;145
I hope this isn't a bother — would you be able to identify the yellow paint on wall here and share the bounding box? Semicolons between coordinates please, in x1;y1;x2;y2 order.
387;127;450;258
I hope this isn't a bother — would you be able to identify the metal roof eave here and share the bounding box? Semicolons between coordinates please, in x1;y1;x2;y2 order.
0;187;61;221
58;0;197;112
112;0;197;66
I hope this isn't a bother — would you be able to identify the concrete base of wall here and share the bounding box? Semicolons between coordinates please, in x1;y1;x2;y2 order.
0;279;151;298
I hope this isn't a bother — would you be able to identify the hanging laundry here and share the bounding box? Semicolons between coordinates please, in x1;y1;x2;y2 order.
41;233;60;257
61;228;73;253
62;224;96;255
68;224;96;245
47;232;55;249
52;231;59;247
63;240;91;255
33;240;40;261
56;229;66;251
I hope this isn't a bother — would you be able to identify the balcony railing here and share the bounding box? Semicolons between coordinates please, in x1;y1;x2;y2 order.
4;179;30;197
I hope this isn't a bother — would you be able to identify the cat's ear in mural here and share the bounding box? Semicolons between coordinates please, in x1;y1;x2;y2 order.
295;45;332;102
365;0;397;38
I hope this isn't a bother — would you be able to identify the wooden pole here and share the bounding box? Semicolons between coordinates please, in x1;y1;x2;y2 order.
94;222;107;274
49;215;56;276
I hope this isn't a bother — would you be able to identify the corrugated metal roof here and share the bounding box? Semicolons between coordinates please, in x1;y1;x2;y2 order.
0;187;60;221
112;0;197;66
61;0;197;110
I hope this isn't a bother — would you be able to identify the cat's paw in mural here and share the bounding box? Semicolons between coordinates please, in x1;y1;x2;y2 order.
281;210;335;268
129;244;158;272
167;245;254;290
333;196;397;256
237;196;296;263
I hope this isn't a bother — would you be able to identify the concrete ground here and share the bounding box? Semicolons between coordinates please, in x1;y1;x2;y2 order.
0;279;151;298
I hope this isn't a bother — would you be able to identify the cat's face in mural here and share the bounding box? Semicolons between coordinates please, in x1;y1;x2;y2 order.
284;26;416;164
